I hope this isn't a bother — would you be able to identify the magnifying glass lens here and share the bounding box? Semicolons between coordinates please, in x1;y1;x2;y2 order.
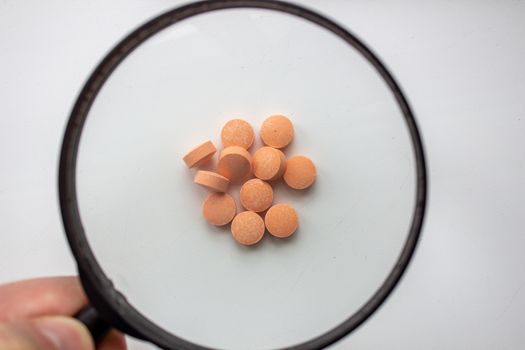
75;8;417;350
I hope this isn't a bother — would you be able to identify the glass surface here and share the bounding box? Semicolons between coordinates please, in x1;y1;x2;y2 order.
76;8;416;350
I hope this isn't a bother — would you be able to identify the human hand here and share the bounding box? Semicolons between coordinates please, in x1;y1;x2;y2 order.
0;276;126;350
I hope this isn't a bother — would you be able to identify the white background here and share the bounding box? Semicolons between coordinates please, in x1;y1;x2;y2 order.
1;1;524;349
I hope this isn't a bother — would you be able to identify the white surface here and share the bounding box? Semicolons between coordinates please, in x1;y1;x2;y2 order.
1;1;524;349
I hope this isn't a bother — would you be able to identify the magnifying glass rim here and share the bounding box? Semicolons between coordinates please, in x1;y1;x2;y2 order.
58;0;427;349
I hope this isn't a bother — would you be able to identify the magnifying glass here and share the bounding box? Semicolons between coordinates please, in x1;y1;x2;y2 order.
59;1;427;349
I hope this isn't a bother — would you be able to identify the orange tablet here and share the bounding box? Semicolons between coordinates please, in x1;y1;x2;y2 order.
260;115;294;149
217;146;252;182
221;119;254;149
231;211;265;245
183;140;216;168
265;204;298;238
202;193;236;226
240;179;273;212
194;170;230;192
283;155;316;190
252;147;286;181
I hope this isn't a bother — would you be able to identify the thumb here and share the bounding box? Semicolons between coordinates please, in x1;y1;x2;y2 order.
0;316;94;350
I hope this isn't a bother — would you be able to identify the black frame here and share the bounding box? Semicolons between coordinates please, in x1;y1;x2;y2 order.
58;1;427;349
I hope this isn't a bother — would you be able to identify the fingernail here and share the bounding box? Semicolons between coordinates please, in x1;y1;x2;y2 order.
33;316;93;350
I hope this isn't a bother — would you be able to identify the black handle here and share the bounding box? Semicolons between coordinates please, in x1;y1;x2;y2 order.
75;305;112;344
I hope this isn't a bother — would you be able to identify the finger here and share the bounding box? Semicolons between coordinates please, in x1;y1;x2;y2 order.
0;277;87;323
0;316;93;350
97;330;126;350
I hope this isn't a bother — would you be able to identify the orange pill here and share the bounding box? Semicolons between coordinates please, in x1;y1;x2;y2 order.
217;146;252;182
202;193;236;226
260;114;294;149
283;155;317;190
231;211;265;245
240;179;273;212
265;204;298;238
221;119;255;149
252;146;286;181
183;140;216;168
194;170;230;192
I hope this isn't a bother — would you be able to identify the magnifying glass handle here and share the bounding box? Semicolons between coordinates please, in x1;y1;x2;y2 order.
75;305;112;344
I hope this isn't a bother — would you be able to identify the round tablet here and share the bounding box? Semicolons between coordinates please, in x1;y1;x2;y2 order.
260;115;294;149
221;119;254;149
283;155;317;190
217;146;252;182
231;211;265;245
202;193;236;226
194;170;230;192
252;147;286;181
182;140;216;168
240;179;273;212
265;204;298;238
